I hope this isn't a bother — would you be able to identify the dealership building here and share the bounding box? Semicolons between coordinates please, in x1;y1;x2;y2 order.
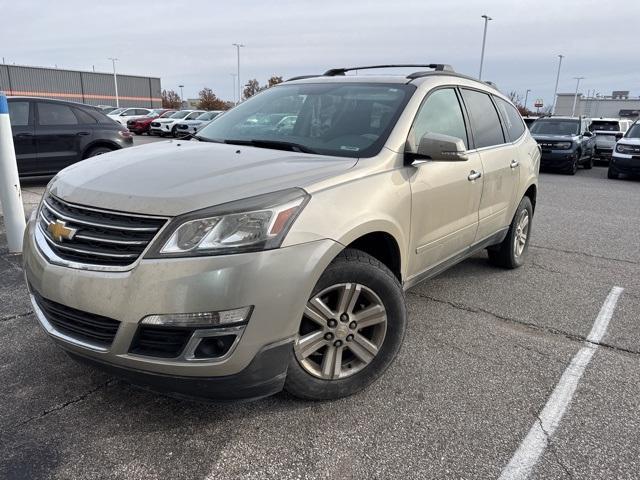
554;91;640;119
0;63;162;108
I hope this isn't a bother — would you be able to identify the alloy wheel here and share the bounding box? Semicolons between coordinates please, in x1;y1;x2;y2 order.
294;283;387;380
514;210;530;258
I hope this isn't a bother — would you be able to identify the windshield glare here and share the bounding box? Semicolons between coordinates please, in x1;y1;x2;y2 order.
196;83;414;158
170;111;191;119
530;120;579;136
626;124;640;138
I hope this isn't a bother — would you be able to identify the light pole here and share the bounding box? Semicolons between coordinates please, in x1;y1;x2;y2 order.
551;54;564;115
524;89;531;111
179;84;185;108
232;43;245;104
478;15;492;80
230;73;237;105
571;76;584;117
108;57;119;107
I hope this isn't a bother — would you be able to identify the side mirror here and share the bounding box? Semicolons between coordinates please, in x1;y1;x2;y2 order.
583;131;593;137
615;132;624;140
407;132;468;164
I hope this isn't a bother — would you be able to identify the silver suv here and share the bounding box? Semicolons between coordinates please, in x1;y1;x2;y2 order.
24;64;540;401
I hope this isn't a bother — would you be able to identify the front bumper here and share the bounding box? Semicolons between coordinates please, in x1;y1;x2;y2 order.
610;153;640;176
23;217;342;398
149;123;174;134
539;150;577;169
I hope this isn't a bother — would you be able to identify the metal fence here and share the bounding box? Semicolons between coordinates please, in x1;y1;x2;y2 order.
0;64;162;108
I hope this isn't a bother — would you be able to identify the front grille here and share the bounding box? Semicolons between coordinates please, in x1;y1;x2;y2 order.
33;291;120;347
38;194;166;267
130;326;192;358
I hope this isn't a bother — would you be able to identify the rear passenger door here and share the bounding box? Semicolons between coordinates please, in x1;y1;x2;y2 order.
7;100;37;176
406;87;484;278
35;101;83;174
460;89;518;241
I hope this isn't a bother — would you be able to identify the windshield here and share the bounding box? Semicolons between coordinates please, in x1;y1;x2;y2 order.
196;111;218;120
159;110;175;118
109;108;125;115
590;121;620;132
186;111;204;120
196;83;415;158
530;119;579;136
170;111;191;119
626;124;640;138
147;109;165;117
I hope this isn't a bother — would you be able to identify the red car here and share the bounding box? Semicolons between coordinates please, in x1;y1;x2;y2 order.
127;109;176;135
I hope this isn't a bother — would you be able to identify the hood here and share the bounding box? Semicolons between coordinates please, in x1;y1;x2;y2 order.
531;134;577;141
50;140;357;216
617;137;640;148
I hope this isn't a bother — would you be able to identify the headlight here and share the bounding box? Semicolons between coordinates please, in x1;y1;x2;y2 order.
616;143;635;154
147;188;309;258
555;142;573;150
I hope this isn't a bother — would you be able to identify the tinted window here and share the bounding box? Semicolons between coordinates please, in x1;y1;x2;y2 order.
530;120;579;136
589;121;620;132
8;101;30;126
460;89;505;148
38;103;78;126
495;97;526;141
409;88;468;150
73;108;97;124
626;124;640;138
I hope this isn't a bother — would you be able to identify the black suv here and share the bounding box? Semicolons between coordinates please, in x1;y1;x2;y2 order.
529;116;595;174
8;97;133;177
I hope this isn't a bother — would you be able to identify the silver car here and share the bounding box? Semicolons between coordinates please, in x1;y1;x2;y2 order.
24;64;540;401
174;110;223;136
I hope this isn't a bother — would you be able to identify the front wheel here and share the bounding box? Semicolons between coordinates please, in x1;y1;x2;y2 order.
584;151;593;169
608;167;619;179
285;249;406;401
488;196;533;269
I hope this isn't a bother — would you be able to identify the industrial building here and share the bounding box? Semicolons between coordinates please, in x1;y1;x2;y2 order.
0;63;162;108
554;91;640;119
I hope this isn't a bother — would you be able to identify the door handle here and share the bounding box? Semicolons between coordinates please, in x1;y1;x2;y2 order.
468;170;482;181
77;131;91;136
510;159;520;168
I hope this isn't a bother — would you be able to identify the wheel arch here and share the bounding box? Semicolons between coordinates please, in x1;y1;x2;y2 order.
339;228;404;282
81;140;121;159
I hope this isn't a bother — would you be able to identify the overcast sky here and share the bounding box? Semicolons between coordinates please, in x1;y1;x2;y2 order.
2;0;639;106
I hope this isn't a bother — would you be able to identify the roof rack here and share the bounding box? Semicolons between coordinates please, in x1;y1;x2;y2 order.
323;64;454;76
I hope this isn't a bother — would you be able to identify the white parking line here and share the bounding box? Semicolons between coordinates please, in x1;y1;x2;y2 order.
498;286;624;480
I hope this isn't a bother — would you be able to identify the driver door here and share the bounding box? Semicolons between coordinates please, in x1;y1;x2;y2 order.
406;87;483;279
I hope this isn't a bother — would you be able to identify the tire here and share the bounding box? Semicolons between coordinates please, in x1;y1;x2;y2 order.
171;126;178;137
608;167;619;179
85;146;114;158
488;196;533;269
583;150;593;169
284;248;407;401
566;153;579;175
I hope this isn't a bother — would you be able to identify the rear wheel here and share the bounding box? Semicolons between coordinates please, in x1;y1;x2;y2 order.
85;146;114;158
488;196;533;269
285;249;406;401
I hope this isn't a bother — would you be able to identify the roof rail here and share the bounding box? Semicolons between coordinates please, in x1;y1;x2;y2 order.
323;64;454;76
285;74;322;82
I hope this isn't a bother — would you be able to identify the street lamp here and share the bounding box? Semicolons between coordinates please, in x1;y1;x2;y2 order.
571;76;584;117
524;89;531;111
178;84;185;107
478;15;492;80
232;43;245;105
551;54;564;115
108;57;119;107
230;73;237;105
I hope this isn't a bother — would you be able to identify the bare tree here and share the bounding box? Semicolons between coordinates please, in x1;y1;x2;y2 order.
197;87;233;110
267;76;283;88
162;89;182;109
243;79;262;100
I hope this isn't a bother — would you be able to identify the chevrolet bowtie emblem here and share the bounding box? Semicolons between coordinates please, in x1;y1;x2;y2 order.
47;220;77;242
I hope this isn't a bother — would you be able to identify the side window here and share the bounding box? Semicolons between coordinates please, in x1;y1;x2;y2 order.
409;88;468;151
460;89;505;148
495;97;526;142
73;108;97;124
8;101;31;127
37;103;79;126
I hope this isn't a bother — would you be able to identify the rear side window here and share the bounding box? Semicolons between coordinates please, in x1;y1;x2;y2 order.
495;97;526;142
37;103;79;126
73;108;97;124
409;88;468;150
8;101;31;126
460;89;505;148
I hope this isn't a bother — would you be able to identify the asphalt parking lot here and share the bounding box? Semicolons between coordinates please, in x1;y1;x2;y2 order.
1;161;639;479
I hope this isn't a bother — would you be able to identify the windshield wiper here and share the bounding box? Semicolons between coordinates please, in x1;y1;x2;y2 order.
192;135;224;143
223;139;317;154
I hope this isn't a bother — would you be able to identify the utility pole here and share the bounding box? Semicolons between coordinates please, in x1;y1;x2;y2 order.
524;89;531;111
108;57;119;107
230;73;237;106
571;76;584;117
478;15;492;80
179;84;185;108
232;43;245;104
551;54;564;115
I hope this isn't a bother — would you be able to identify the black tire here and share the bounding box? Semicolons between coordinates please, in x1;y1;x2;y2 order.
608;167;619;179
171;126;178;137
583;151;593;169
565;153;579;175
284;248;407;401
85;146;114;158
488;196;533;269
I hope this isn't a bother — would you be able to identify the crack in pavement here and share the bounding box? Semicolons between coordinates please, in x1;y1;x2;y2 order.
10;379;116;430
535;414;575;480
408;291;640;359
530;244;639;266
0;311;33;323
